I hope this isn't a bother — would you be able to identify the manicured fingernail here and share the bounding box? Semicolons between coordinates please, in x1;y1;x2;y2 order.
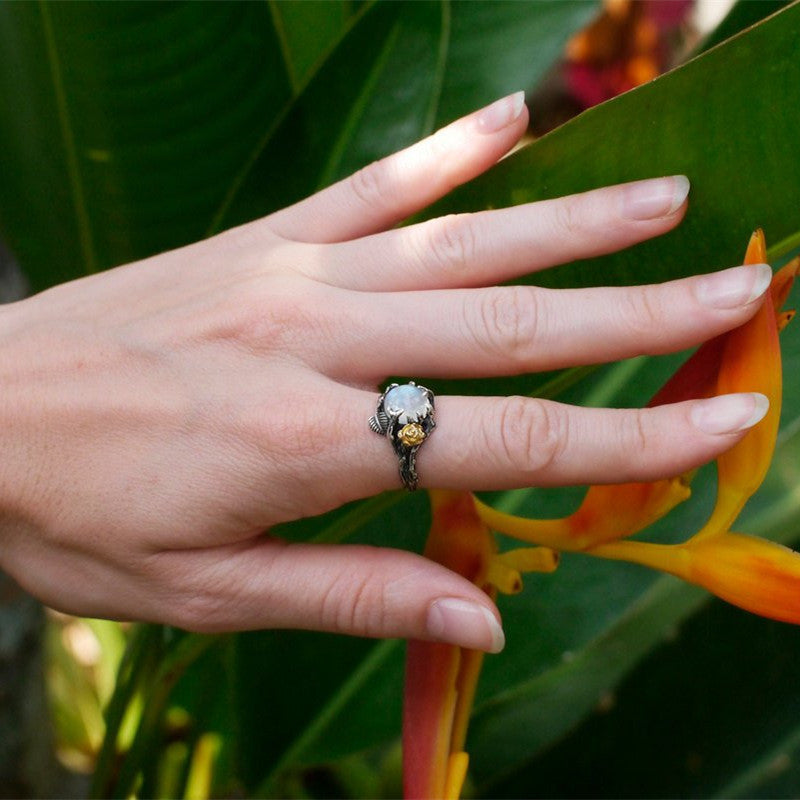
696;263;772;309
475;91;526;133
620;175;690;220
691;392;769;435
426;597;506;653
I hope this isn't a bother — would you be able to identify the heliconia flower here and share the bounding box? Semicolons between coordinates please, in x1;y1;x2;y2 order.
403;491;556;800
476;231;800;625
474;476;690;552
406;234;799;800
694;230;783;536
586;532;800;625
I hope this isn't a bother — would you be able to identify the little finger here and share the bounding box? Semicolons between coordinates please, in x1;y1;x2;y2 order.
149;540;506;652
353;392;769;492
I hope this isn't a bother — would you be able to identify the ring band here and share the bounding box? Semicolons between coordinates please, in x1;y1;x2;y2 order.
369;382;436;491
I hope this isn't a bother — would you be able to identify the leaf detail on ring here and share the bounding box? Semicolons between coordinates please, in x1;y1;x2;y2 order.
369;411;389;435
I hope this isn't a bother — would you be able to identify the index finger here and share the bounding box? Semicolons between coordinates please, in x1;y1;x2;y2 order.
263;92;528;243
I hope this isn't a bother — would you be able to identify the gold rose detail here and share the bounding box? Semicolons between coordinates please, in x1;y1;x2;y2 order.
399;423;426;447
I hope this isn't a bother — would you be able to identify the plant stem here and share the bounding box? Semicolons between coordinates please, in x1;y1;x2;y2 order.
90;624;162;798
109;633;218;799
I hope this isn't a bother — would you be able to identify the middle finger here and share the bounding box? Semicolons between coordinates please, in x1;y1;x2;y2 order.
322;264;771;380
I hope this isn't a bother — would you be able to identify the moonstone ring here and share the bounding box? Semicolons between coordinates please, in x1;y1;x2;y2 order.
369;382;436;491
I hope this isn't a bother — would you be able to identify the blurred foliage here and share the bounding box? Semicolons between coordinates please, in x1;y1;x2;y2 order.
2;1;800;798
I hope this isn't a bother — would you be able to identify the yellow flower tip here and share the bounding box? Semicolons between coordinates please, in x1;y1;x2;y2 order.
496;546;560;574
487;559;524;595
488;547;560;594
444;752;469;800
778;310;795;332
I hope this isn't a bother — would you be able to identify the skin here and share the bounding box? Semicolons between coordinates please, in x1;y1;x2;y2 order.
0;95;771;650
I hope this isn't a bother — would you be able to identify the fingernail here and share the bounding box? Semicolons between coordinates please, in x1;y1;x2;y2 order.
426;597;506;653
620;175;690;220
691;392;769;435
696;263;772;309
475;91;526;133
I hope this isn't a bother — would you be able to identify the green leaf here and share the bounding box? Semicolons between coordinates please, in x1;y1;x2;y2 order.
488;602;800;799
422;0;800;405
429;2;800;291
0;1;351;290
211;2;445;232
266;1;355;94
434;1;599;126
213;0;601;232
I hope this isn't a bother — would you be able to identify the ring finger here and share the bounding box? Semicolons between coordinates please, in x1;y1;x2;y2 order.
351;390;769;493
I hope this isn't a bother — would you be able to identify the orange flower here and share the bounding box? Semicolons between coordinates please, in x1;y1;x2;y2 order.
478;231;800;623
403;491;556;800
405;233;800;800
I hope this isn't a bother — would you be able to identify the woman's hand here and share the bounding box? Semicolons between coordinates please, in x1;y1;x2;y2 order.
0;93;771;652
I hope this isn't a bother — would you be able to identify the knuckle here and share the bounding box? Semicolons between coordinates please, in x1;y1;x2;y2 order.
626;408;650;459
621;285;665;343
553;197;584;238
491;396;564;477
318;562;385;637
471;286;538;364
251;388;348;464
231;275;325;350
170;595;223;633
349;160;394;209
426;214;477;273
154;567;232;633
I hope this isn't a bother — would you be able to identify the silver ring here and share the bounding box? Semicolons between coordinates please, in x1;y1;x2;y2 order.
369;381;436;491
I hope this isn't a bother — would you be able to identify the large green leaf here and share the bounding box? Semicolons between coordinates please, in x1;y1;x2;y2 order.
421;0;800;405
210;2;441;232
0;0;355;290
489;601;800;798
434;1;598;127
212;0;599;231
429;1;800;291
0;0;593;295
266;0;356;94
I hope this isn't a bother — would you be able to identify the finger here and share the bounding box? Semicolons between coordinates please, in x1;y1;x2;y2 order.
264;92;528;243
322;264;772;379
147;540;506;652
352;391;770;492
309;176;691;291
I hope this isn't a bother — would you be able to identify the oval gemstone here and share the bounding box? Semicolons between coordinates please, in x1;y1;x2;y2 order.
384;384;430;424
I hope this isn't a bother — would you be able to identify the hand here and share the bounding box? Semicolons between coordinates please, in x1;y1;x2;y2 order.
0;93;770;652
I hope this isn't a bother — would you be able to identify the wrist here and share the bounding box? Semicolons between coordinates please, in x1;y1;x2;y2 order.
0;298;38;546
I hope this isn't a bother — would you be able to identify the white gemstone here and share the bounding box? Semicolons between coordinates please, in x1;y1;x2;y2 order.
384;384;430;424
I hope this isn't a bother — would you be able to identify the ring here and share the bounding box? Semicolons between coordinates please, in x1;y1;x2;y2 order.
369;381;436;491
